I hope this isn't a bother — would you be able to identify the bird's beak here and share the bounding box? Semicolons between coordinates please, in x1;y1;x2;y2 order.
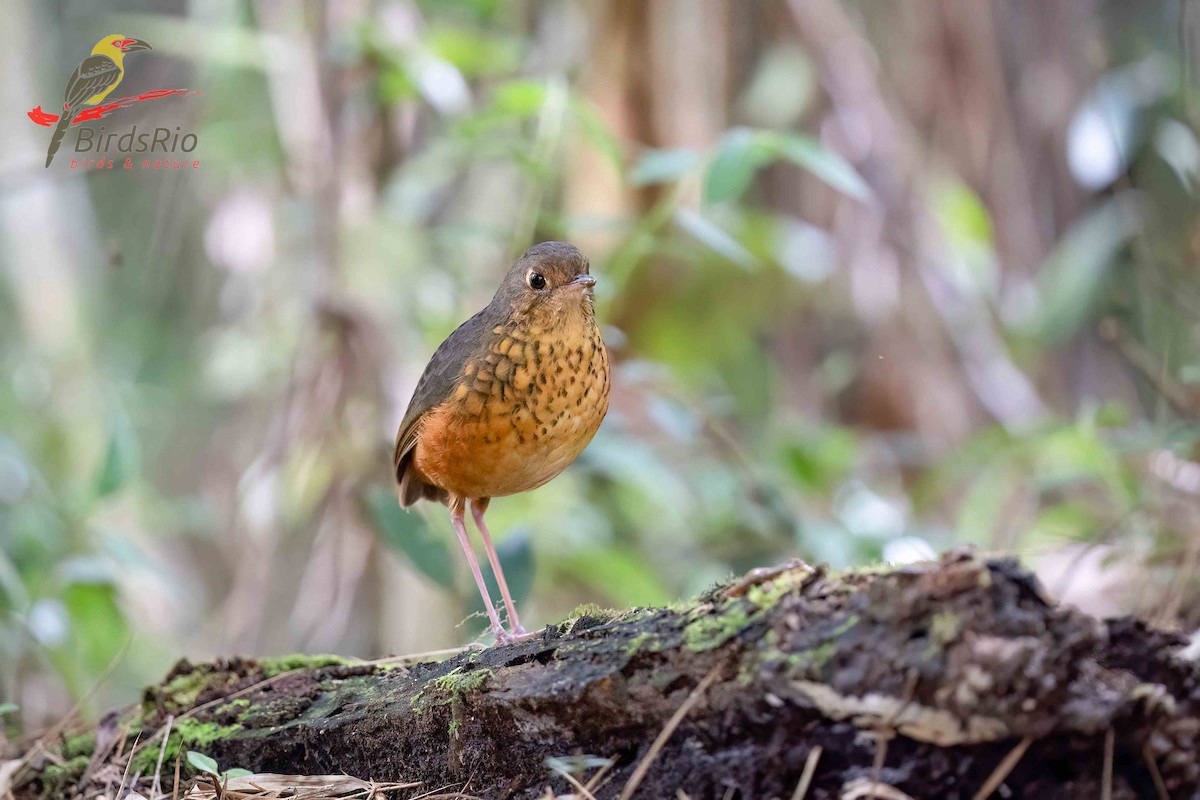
121;38;152;52
569;274;596;289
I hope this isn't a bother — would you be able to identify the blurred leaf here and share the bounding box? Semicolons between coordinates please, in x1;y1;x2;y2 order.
223;768;254;779
458;79;549;138
0;703;17;715
1028;425;1135;507
630;148;701;187
782;428;858;491
95;409;140;498
62;581;127;676
571;98;624;172
427;26;521;77
704;129;772;204
738;45;814;128
468;527;534;622
491;80;547;117
559;547;670;607
931;179;997;297
1088;402;1132;428
582;435;691;525
704;128;869;204
1033;197;1139;344
187;751;220;776
365;485;456;589
934;180;993;248
283;446;334;525
1154;119;1200;191
378;66;417;104
673;208;758;269
1030;502;1100;543
956;467;1020;545
774;133;870;201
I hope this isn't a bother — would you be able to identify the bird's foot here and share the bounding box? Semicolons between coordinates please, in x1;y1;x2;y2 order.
493;625;538;645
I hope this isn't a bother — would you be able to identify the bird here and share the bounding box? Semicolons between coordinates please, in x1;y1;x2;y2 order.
393;242;610;642
45;35;152;167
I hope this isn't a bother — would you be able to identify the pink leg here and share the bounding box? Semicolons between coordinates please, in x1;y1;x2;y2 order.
471;500;525;635
449;503;506;640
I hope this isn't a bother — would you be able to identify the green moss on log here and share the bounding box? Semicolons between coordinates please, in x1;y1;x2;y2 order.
40;756;89;795
127;718;242;776
257;654;353;677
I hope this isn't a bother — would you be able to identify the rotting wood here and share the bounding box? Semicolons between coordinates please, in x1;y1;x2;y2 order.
8;550;1200;799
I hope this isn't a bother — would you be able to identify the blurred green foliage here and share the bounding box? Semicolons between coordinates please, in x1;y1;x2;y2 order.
2;0;1199;731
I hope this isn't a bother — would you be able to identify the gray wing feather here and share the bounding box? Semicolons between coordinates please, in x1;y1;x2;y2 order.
393;309;490;502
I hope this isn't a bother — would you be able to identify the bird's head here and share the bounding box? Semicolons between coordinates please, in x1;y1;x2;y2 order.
92;35;152;59
493;242;597;327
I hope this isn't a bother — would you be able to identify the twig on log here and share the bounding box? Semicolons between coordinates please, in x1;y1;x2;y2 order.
1102;728;1113;800
619;665;723;800
790;745;822;800
970;737;1031;800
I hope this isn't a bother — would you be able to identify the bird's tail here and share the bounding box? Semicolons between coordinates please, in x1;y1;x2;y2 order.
45;108;76;167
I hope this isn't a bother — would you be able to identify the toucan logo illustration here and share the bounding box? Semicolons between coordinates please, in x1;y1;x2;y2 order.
41;35;152;167
28;35;201;169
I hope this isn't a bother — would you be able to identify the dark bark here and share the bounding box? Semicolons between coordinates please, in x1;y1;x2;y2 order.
13;551;1200;799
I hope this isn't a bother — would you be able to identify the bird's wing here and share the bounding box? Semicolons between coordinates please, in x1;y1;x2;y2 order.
393;309;490;482
63;55;121;108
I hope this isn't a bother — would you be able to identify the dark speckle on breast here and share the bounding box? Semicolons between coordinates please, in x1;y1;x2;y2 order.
431;300;610;499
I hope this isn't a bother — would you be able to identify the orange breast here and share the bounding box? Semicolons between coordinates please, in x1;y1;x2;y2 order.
413;319;609;500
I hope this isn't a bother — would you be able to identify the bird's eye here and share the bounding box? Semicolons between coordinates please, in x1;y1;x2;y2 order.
527;271;547;290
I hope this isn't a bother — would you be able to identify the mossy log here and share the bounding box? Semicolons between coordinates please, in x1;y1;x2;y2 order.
13;551;1200;799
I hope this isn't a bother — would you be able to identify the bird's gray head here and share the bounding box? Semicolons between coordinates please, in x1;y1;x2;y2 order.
491;242;596;324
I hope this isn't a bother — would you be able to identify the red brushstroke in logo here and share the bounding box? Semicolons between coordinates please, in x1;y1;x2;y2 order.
27;89;200;127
